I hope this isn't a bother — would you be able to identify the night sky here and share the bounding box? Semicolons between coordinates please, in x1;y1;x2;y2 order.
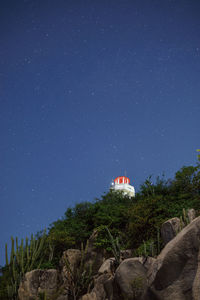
0;0;200;265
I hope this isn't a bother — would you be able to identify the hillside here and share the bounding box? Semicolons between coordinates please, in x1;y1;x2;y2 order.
0;162;200;299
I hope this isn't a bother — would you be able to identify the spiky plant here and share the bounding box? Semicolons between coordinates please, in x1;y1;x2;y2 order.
105;227;121;266
5;230;47;299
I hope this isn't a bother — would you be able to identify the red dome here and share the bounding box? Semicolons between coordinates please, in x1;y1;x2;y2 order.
114;176;130;184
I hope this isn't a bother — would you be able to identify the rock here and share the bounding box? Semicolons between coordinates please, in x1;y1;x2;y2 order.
56;296;68;300
59;249;81;298
188;208;196;223
146;216;200;300
39;269;58;293
18;269;59;300
98;258;115;275
59;242;105;299
93;274;112;300
120;249;133;260
81;274;111;300
161;217;180;245
104;276;114;300
80;292;97;300
60;249;81;273
192;246;200;300
114;258;147;300
85;230;105;274
140;256;156;272
60;248;81;283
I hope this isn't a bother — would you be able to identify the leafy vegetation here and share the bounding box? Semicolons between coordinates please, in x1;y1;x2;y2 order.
0;161;200;299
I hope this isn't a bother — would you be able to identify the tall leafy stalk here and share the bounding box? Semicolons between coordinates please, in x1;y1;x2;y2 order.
105;227;121;266
5;230;46;299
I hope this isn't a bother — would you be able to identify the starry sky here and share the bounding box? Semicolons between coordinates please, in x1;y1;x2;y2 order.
0;0;200;265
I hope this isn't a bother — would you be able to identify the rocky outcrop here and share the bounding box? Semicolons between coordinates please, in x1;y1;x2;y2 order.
146;216;200;300
18;269;59;300
81;292;97;300
80;274;112;300
19;215;200;300
84;230;105;275
188;208;196;223
98;258;115;275
93;274;112;300
161;217;180;245
81;217;200;300
60;249;81;272
18;249;82;300
59;249;82;298
114;258;147;300
82;257;156;300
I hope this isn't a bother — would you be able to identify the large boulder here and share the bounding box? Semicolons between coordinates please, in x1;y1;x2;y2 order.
18;269;59;300
98;258;115;275
80;274;112;300
188;209;196;223
161;217;180;245
93;274;112;300
192;246;200;300
60;249;81;273
81;292;97;300
114;258;147;300
146;216;200;300
84;230;105;274
59;249;81;298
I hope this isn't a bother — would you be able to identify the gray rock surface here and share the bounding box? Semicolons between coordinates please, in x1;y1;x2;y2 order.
60;249;81;273
161;217;180;245
93;274;112;300
19;216;200;300
114;258;147;300
80;292;97;300
98;258;115;275
80;274;112;300
18;269;59;300
59;249;82;298
85;230;105;274
188;208;196;223
146;216;200;300
192;245;200;300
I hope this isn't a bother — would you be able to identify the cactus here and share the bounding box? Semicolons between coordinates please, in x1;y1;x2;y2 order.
176;208;191;236
48;242;54;262
182;208;190;225
39;291;47;300
5;230;46;299
157;227;160;255
143;241;147;257
10;237;15;265
5;243;9;266
150;241;155;257
136;239;156;258
179;215;184;231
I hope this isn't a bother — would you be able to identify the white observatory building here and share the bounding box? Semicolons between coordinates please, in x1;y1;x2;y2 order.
110;176;135;197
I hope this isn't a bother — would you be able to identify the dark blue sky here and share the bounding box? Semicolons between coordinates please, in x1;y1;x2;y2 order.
0;0;200;265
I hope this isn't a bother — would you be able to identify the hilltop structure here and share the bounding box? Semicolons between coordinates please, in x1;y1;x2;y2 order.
110;176;135;197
